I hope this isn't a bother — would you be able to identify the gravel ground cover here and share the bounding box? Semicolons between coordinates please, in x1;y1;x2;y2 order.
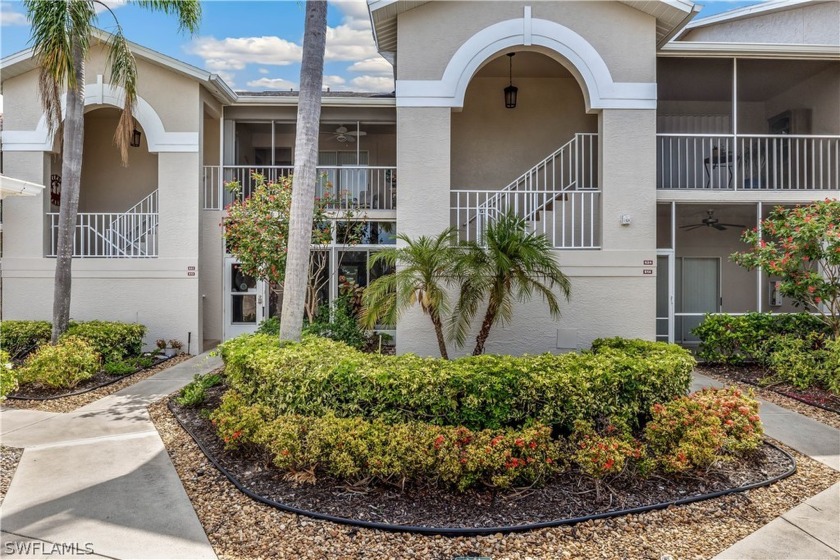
169;389;793;530
149;400;840;560
699;366;840;431
3;355;191;413
0;446;23;506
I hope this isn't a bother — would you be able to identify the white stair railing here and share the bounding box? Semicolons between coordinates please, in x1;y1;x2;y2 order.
471;132;598;242
107;190;159;257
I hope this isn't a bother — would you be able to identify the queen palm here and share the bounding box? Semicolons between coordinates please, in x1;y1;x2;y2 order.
24;0;201;343
362;229;458;359
451;214;571;355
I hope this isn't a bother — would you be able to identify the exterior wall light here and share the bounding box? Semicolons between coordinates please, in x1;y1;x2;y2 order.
130;128;142;148
504;52;518;109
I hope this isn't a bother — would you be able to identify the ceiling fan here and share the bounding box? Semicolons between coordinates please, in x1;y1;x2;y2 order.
680;209;746;232
322;124;366;143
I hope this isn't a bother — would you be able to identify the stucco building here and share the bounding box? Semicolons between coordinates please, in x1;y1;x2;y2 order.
1;0;838;356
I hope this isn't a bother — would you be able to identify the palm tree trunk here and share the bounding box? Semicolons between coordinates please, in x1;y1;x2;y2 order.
429;312;449;360
279;0;327;342
473;299;498;355
51;40;85;344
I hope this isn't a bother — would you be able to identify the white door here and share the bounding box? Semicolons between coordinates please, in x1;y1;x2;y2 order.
676;257;721;344
656;250;675;343
224;259;266;340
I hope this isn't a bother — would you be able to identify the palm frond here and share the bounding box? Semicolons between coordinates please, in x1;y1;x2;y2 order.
105;30;137;164
130;0;202;32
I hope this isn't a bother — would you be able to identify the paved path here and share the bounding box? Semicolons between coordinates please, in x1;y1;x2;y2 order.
692;373;840;560
0;352;221;560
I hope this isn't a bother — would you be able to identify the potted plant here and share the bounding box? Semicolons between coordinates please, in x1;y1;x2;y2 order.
155;339;167;356
167;339;184;357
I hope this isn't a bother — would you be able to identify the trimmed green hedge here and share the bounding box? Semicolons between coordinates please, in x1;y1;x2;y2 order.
1;320;146;363
692;313;829;364
0;320;52;360
17;336;100;389
219;334;695;433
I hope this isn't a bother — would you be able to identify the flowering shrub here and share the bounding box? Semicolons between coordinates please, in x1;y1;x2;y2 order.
731;199;840;339
644;387;762;472
17;336;100;389
768;334;840;395
572;422;643;479
0;350;17;400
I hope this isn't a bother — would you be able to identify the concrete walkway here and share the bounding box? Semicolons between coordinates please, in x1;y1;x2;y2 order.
0;352;221;560
692;373;840;560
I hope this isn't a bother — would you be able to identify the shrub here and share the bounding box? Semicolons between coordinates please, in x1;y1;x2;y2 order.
256;317;280;336
693;313;829;365
211;391;567;491
63;321;146;362
17;336;100;389
177;372;225;407
134;356;155;369
0;320;52;360
304;295;369;350
571;420;643;479
0;350;17;400
102;360;136;376
768;334;840;394
644;387;762;472
219;334;694;433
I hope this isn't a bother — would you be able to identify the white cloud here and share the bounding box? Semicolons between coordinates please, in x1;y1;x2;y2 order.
246;77;297;91
347;57;392;77
349;75;394;93
186;36;302;71
328;0;371;26
258;68;270;75
216;70;236;87
324;23;378;61
1;9;27;26
323;75;347;89
93;0;128;13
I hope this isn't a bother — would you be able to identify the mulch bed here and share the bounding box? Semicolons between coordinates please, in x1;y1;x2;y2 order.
170;387;795;532
702;363;840;414
7;355;173;401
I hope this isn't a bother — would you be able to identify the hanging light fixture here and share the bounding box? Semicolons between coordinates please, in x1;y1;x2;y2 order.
504;52;518;109
130;128;142;148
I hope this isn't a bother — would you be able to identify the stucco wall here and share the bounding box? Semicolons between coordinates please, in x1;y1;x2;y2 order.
78;108;159;212
397;1;656;83
451;76;597;189
683;2;840;44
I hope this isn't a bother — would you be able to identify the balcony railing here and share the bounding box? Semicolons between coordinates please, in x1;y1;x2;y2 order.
48;212;158;258
202;165;397;211
451;190;601;249
657;134;840;190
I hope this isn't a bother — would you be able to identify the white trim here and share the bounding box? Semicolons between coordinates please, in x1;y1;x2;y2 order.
0;175;45;198
686;0;817;30
660;41;840;58
1;76;198;153
395;17;656;111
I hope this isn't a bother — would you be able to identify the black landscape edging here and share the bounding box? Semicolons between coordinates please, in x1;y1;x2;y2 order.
169;400;798;537
7;356;174;401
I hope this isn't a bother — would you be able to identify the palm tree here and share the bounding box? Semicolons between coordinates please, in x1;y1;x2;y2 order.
279;0;327;342
451;214;571;355
362;229;458;359
24;0;201;344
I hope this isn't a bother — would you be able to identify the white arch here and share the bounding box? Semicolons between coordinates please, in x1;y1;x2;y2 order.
395;15;656;112
2;75;198;153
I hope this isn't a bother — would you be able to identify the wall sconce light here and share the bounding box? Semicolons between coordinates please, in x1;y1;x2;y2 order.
130;128;142;148
504;52;518;109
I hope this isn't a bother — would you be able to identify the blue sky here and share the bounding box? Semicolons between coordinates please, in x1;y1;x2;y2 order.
0;0;764;110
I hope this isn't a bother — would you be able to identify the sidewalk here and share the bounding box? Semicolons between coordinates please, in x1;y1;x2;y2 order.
0;352;222;560
692;373;840;560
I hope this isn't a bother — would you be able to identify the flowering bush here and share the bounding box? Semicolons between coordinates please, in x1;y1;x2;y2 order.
731;199;840;339
644;387;762;472
572;422;643;479
768;334;840;395
17;336;100;389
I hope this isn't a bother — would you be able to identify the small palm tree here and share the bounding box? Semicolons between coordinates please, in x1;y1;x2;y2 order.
24;0;201;343
362;229;458;359
451;214;571;355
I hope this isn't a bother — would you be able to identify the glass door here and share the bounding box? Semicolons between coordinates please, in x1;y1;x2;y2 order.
223;259;266;340
656;250;674;343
